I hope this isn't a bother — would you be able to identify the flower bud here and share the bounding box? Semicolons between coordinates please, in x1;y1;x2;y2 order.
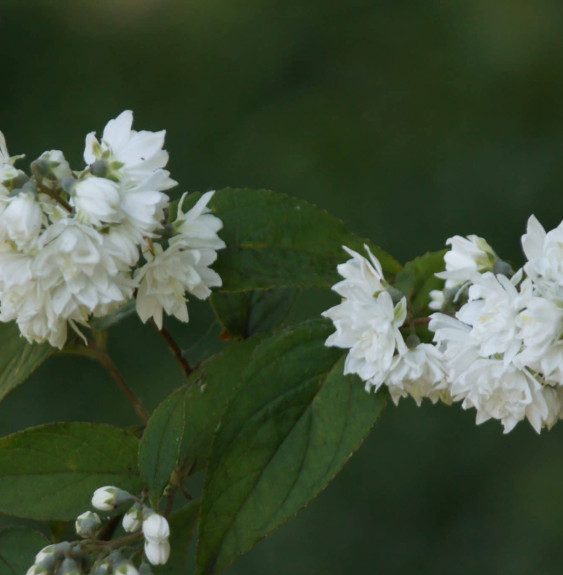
0;191;43;250
35;541;71;566
71;176;122;226
144;539;170;566
91;563;111;575
114;561;139;575
59;557;81;575
142;511;170;543
26;565;49;575
122;502;143;533
42;150;72;180
91;486;132;511
75;510;102;538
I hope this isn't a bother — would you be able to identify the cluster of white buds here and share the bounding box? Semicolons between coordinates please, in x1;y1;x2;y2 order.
324;215;563;433
26;486;171;574
0;111;225;348
92;486;171;566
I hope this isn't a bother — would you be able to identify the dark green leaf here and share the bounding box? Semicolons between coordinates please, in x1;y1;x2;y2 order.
139;335;267;505
0;322;54;403
156;500;200;575
393;250;446;312
0;527;49;575
0;423;142;521
182;188;400;291
210;288;299;339
196;320;386;575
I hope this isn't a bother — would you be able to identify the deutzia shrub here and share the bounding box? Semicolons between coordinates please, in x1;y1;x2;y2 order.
3;112;563;574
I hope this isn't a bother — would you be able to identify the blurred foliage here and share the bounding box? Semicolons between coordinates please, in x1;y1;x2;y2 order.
1;1;563;573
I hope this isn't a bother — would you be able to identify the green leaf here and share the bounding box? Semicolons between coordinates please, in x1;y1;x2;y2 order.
156;500;200;575
393;250;446;312
210;288;299;339
196;320;386;575
0;322;54;403
182;188;400;291
0;423;142;521
0;527;49;575
139;335;267;505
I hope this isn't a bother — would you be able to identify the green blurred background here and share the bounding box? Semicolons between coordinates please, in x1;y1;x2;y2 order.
2;1;563;573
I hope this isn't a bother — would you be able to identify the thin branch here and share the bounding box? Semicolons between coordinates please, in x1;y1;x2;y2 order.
36;181;73;213
154;321;193;379
80;340;149;424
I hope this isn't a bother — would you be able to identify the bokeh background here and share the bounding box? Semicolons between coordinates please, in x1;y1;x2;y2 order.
2;1;563;573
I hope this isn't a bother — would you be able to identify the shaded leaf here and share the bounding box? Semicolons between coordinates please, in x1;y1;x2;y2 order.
0;423;142;521
156;500;200;575
0;322;54;404
210;288;299;339
393;250;446;311
139;335;267;505
196;320;386;575
181;188;400;291
0;527;49;575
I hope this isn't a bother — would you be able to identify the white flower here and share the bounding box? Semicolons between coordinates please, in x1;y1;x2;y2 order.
144;539;171;566
456;271;524;363
0;131;24;187
142;512;170;543
71;176;122;226
437;234;498;289
515;293;563;369
75;510;102;538
323;246;407;391
0;191;44;251
122;503;143;533
91;486;132;511
33;150;72;187
539;341;563;384
329;245;387;302
119;181;169;239
386;343;448;406
135;191;224;329
428;289;445;311
522;215;563;299
450;359;550;433
84;110;176;192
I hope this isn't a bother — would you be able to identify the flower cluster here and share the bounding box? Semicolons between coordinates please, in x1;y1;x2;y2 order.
430;217;563;433
27;486;171;574
0;111;224;348
322;246;447;406
324;215;563;433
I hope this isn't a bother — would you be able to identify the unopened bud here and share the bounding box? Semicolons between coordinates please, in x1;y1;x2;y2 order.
114;561;139;575
59;557;81;575
91;486;132;511
32;150;72;185
90;160;109;178
92;563;111;575
493;259;514;277
142;511;170;543
122;502;143;533
144;539;170;566
75;510;102;538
